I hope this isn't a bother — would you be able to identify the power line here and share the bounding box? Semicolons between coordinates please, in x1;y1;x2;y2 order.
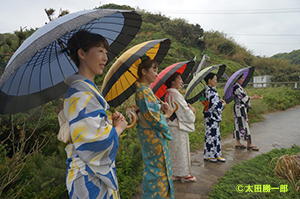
153;7;300;14
242;42;300;45
227;33;300;37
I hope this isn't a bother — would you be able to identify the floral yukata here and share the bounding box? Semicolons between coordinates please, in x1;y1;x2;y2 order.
165;88;195;177
232;83;252;142
135;82;175;199
64;74;119;199
203;85;224;159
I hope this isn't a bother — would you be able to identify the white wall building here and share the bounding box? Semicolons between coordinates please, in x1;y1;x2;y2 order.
253;75;272;88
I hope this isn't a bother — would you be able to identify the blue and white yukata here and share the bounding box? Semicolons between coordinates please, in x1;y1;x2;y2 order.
63;74;119;199
203;85;224;159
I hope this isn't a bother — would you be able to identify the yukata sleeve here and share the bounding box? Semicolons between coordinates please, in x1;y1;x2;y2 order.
207;89;223;121
169;91;195;123
137;88;172;141
65;83;119;190
233;85;250;108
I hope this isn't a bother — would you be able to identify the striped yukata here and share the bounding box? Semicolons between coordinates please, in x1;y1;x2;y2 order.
64;74;119;199
233;83;252;142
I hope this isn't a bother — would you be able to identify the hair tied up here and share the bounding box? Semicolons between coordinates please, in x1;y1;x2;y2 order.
140;54;149;63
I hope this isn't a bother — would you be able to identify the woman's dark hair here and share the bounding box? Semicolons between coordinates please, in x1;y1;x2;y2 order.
67;30;109;67
204;72;216;84
237;74;244;81
137;56;158;79
165;72;181;88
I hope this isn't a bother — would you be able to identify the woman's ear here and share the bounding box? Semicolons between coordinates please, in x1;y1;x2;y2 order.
77;49;86;60
142;68;147;76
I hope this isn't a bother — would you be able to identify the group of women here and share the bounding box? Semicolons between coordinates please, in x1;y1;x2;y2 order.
61;30;259;199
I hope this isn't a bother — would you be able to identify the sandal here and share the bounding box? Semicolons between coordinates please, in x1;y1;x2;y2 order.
180;175;197;183
172;176;180;182
247;145;259;151
204;158;217;162
235;144;246;149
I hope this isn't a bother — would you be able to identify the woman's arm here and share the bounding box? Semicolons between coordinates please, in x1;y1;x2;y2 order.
136;88;172;140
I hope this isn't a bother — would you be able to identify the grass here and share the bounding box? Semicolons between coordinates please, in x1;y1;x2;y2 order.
209;145;300;198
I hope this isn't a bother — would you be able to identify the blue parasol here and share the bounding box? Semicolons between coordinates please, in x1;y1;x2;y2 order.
0;9;142;114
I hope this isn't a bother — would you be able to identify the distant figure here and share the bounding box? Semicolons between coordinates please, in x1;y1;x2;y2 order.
135;55;175;198
233;74;260;151
202;73;226;162
63;30;127;199
164;72;197;182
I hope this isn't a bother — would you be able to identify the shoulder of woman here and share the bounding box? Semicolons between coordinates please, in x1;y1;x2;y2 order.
233;83;241;90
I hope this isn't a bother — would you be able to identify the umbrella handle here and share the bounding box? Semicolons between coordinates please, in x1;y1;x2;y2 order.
173;101;179;112
155;96;179;112
107;110;137;129
126;111;137;129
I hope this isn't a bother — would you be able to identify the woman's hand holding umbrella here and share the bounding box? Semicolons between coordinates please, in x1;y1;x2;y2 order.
161;101;175;119
221;99;227;109
112;111;128;136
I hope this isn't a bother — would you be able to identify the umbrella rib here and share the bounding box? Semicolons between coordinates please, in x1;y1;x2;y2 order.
49;43;56;88
0;10;143;114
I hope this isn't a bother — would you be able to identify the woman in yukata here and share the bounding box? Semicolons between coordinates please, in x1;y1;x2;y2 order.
135;55;175;198
164;72;197;183
233;74;260;151
203;73;226;163
63;30;127;199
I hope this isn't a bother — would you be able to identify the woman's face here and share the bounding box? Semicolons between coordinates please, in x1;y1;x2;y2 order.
237;75;244;85
172;75;183;89
208;75;218;87
81;44;108;75
143;63;158;85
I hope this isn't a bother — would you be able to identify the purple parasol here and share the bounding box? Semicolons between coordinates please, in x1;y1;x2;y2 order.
223;66;255;104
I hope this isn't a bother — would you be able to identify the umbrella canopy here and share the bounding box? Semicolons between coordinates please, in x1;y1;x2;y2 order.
223;66;255;104
0;9;142;114
101;39;171;108
150;60;195;100
184;64;226;104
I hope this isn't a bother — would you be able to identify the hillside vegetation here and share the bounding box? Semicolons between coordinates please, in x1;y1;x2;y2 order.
0;4;300;199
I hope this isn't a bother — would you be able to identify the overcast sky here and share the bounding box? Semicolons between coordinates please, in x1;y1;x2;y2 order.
1;0;300;57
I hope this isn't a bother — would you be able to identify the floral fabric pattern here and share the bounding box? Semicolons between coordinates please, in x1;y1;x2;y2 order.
135;82;174;199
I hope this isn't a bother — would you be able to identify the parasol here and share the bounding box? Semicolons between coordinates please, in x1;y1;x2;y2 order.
185;64;226;104
0;9;142;114
150;60;195;100
101;39;171;108
223;66;255;104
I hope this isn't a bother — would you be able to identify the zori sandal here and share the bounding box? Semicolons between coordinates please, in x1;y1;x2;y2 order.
204;158;217;162
247;145;259;151
235;144;246;149
172;176;180;182
180;175;197;183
